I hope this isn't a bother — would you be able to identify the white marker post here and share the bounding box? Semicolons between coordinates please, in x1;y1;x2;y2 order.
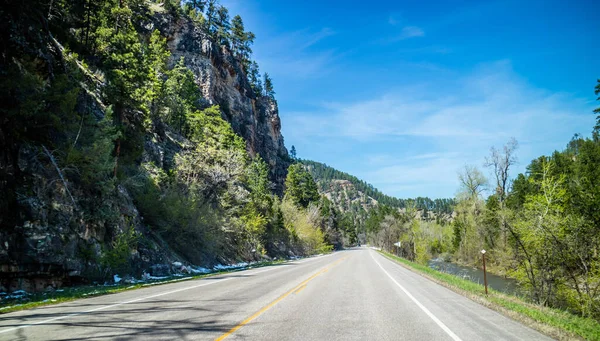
394;242;401;256
481;249;488;295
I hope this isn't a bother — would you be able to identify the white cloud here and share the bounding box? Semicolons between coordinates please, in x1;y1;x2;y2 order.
284;60;596;197
388;15;400;26
254;28;338;80
398;26;425;40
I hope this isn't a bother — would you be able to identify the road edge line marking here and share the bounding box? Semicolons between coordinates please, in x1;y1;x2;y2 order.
370;251;463;341
0;277;233;335
215;256;348;341
0;252;340;334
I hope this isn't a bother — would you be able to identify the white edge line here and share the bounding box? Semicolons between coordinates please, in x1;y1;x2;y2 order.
0;251;338;335
370;251;463;341
0;278;232;335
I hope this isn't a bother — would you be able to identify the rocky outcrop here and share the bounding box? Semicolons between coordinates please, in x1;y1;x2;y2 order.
151;13;290;193
0;7;292;293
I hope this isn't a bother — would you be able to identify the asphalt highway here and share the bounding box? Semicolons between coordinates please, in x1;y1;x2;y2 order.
0;248;551;340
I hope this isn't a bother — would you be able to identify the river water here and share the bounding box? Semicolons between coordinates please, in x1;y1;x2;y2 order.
428;259;521;295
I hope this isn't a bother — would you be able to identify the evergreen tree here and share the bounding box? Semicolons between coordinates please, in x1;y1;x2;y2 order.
215;5;231;47
189;0;206;12
594;79;600;139
290;145;297;160
205;0;218;37
248;61;263;95
263;72;275;99
230;14;254;72
231;15;245;56
284;164;319;208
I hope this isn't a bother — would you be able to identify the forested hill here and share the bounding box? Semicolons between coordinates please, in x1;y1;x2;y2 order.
300;160;455;215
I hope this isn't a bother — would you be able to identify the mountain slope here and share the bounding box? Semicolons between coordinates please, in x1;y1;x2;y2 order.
301;160;455;220
0;0;296;292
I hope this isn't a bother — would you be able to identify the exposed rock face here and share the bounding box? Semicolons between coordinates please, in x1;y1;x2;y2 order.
152;14;290;193
0;10;291;292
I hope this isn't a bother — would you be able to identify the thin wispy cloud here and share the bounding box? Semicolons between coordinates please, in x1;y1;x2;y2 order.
398;26;425;40
388;15;400;26
377;25;426;44
283;60;596;198
254;28;338;80
300;27;336;50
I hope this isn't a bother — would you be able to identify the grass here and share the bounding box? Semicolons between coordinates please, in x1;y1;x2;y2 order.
0;259;285;315
378;250;600;341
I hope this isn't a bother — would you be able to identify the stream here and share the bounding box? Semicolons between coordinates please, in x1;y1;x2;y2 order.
428;258;521;295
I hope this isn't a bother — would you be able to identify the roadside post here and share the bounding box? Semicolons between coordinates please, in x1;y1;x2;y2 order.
394;242;401;257
481;249;488;295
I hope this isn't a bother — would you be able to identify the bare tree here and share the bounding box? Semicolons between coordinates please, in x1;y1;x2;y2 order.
458;164;487;199
484;138;518;204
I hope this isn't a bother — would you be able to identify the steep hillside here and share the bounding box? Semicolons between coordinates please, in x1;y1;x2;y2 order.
150;11;290;192
0;0;300;292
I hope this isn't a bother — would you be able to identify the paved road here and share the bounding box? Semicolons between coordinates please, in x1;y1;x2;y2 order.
0;248;551;340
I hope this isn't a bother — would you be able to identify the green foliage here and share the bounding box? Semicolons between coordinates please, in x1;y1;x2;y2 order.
280;200;331;255
284;163;320;208
246;156;273;215
263;72;275;99
381;251;600;341
101;223;140;275
594;79;600;138
248;61;263;95
159;57;202;132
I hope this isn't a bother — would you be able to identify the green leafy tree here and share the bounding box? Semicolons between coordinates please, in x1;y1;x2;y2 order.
160;57;202;132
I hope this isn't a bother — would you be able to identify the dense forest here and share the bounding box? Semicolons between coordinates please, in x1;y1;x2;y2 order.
367;82;600;320
0;0;344;290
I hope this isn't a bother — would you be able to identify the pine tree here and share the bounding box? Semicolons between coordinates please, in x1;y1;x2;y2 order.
285;164;319;208
190;0;206;12
231;15;245;56
205;0;218;37
215;5;231;46
248;61;262;95
230;14;254;71
290;145;297;160
263;72;275;99
594;79;600;139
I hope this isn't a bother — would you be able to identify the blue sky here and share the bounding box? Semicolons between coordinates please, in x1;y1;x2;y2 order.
221;0;599;199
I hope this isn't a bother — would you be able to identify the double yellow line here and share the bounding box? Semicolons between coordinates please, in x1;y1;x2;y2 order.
215;256;347;340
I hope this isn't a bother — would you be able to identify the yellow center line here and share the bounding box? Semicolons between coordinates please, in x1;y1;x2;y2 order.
214;256;348;341
293;284;307;294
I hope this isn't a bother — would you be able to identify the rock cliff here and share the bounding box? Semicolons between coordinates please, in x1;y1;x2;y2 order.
151;12;290;193
0;6;291;292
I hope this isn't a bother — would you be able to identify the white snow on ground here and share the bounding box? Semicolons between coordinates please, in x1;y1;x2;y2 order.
189;266;211;274
213;262;250;271
1;290;29;300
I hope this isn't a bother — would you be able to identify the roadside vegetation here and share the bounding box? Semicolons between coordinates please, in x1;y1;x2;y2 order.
379;250;600;341
367;81;600;326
